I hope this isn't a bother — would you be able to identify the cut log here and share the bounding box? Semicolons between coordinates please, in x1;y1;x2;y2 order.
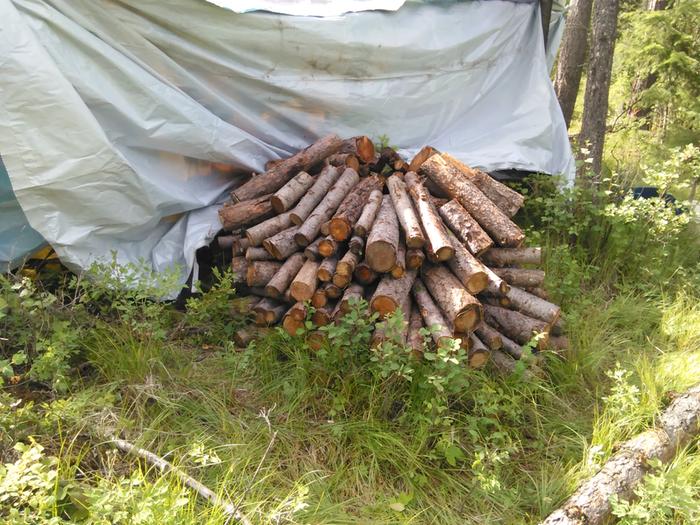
219;195;274;231
349;235;364;255
326;153;360;172
370;270;417;318
232;134;343;202
217;235;236;249
484;304;549;348
231;257;249;282
475;323;503;351
404;171;454;261
353;189;384;238
445;228;488;294
420;155;524;246
438;199;494;256
311;303;335;327
468;335;491;369
493;268;546;288
263;226;300;260
325;283;343;299
406;248;425;270
390;242;406;279
489;349;536;378
233;326;267;347
505;286;560;325
484;266;511;295
372;148;403;175
311;287;327;308
442;153;524;217
411;278;453;347
290;260;320;302
336;250;360;277
524;286;549;300
407;307;425;358
289;165;342;225
317;256;338;282
318;235;339;258
265;253;304;299
270;171;315;214
282;302;307;336
332;272;352;289
481;247;542;266
329;174;384;241
252;298;287;326
232;237;250;257
540;385;700;525
245;213;292;247
354;260;378;285
408;145;438;173
303;237;323;261
499;332;523;360
246;246;275;261
366;195;399;273
547;335;570;352
421;264;483;333
339;135;376;164
294;168;360;246
338;283;365;317
246;261;282;288
386;175;425;248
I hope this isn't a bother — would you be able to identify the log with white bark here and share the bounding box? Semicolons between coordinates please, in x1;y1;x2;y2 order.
406;248;425;270
445;228;488;294
540;385;700;525
232;134;343;202
264;254;305;299
246;246;275;261
411;278;459;347
289;259;319;302
263;226;300;260
353;189;384;238
370;270;417;318
317;256;338;282
289;165;342;225
294;168;360;246
246;261;282;287
245;213;292;246
270;171;316;213
219;195;274;231
493;268;546;288
481;247;542;266
438;199;494;256
421;264;483;333
329;175;384;241
386;175;425;248
303;237;323;261
505;286;561;325
484;304;549;348
468;334;491;368
405;171;454;261
366;195;400;273
420;155;524;247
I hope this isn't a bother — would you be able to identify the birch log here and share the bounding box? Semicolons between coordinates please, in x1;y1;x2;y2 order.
270;171;315;213
289;165;342;225
386;174;425;248
405;171;454;261
353;189;384;238
366;195;400;273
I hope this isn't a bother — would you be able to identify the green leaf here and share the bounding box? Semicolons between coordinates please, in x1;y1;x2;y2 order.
444;444;465;467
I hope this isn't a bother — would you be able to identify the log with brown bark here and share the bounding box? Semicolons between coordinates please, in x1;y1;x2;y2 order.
282;302;307;336
311;286;328;308
354;260;379;285
438;199;494;256
219;195;274;231
442;153;524;217
253;298;287;326
263;226;300;260
353;189;384;238
484;304;549;348
422;264;483;333
246;261;282;288
445;228;488;294
245;213;292;247
420;155;524;246
366;195;400;273
390;242;406;279
289;259;319;302
264;253;305;299
336;250;360;278
231;256;249;282
246;246;275;261
311;303;335;327
294;168;360;246
303;237;323;261
386;175;425;248
328;175;384;241
270;171;316;214
405;171;454;261
232;134;343;202
406;248;425;270
339;135;376;164
505;286;560;325
370;270;417;318
318;235;340;258
317;256;338;282
468;335;491;368
411;278;453;347
493;268;546;288
475;323;503;351
349;235;364;255
232;237;250;257
482;247;542;266
540;385;700;525
289;165;342;225
326;153;360;171
337;283;365;317
484;266;511;295
408;145;438;173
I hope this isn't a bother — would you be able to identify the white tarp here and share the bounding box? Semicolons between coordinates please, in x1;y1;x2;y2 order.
0;0;573;281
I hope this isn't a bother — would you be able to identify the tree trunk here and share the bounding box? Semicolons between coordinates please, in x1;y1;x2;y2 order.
370;270;418;318
405;171;454;261
481;247;542;266
245;246;275;261
246;261;282;287
317;256;338;282
217;235;236;249
422;264;483;333
553;0;594;128
312;285;328;308
290;260;320;302
445;228;489;294
232;134;342;202
329;175;384;241
577;0;620;179
366;195;400;273
540;385;700;525
270;171;316;214
353;189;384;238
493;268;546;288
484;304;549;348
438;199;494;256
406;248;425;270
289;165;342;225
233;326;268;347
219;195;274;231
303;237;323;261
245;213;292;247
505;286;561;325
411;278;453;347
386;174;426;248
263;226;300;260
468;335;491;368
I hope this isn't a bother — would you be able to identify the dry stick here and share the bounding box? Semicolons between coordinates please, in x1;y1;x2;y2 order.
406;248;425;270
366;195;400;273
246;246;275;261
264;253;305;299
232;134;342;202
475;323;503;351
484;304;549;348
294;168;360;246
303;238;323;261
317;256;338;282
270;171;316;213
246;261;282;287
349;235;364;255
391;242;407;279
289;165;342;225
441;153;524;217
505;286;561;325
370;270;418;318
354;260;378;285
420;155;524;246
482;247;542;266
468;334;491;368
386;174;425;248
262;226;300;260
411;278;453;346
329;175;384;241
540;385;700;525
438;199;494;256
444;228;488;294
219;195;274;231
404;171;454;261
318;235;339;257
493;268;546;288
290;259;319;302
245;213;292;247
109;438;252;525
422;264;483;333
353;189;384;238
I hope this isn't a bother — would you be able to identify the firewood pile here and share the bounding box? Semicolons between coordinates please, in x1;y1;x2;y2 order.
217;134;567;374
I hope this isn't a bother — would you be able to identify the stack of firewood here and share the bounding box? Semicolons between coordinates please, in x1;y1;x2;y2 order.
217;134;566;374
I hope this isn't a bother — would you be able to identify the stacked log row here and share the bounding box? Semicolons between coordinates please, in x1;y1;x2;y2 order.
218;136;566;373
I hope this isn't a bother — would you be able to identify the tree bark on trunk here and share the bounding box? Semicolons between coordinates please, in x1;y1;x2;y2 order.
349;235;365;255
264;253;305;299
270;171;315;214
338;283;365;317
390;242;406;279
438;199;494;256
468;334;491;368
475;322;503;351
289;165;342;225
370;270;417;318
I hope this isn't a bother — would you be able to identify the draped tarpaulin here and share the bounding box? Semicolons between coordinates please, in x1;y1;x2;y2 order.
0;0;573;282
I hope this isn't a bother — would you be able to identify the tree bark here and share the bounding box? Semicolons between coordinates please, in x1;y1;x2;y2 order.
406;248;425;270
420;155;524;247
577;0;620;179
468;335;491;369
329;175;384;241
405;171;454;261
390;242;406;279
289;165;342;225
246;261;282;288
317;256;338;282
411;278;453;347
246;246;276;261
336;250;360;278
270;171;316;214
245;213;292;247
484;266;511;295
370;270;418;318
540;385;700;525
493;268;546;288
366;195;400;273
349;235;364;255
445;228;488;294
232;134;342;202
253;298;287;326
337;283;365;317
295;168;360;246
263;254;304;299
263;226;300;260
505;286;561;325
481;247;542;266
353;189;384;238
408;146;438;173
484;304;549;348
303;237;323;261
438;199;494;256
553;0;594;128
219;195;274;231
386;175;425;248
475;322;503;351
422;264;483;333
290;260;320;302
